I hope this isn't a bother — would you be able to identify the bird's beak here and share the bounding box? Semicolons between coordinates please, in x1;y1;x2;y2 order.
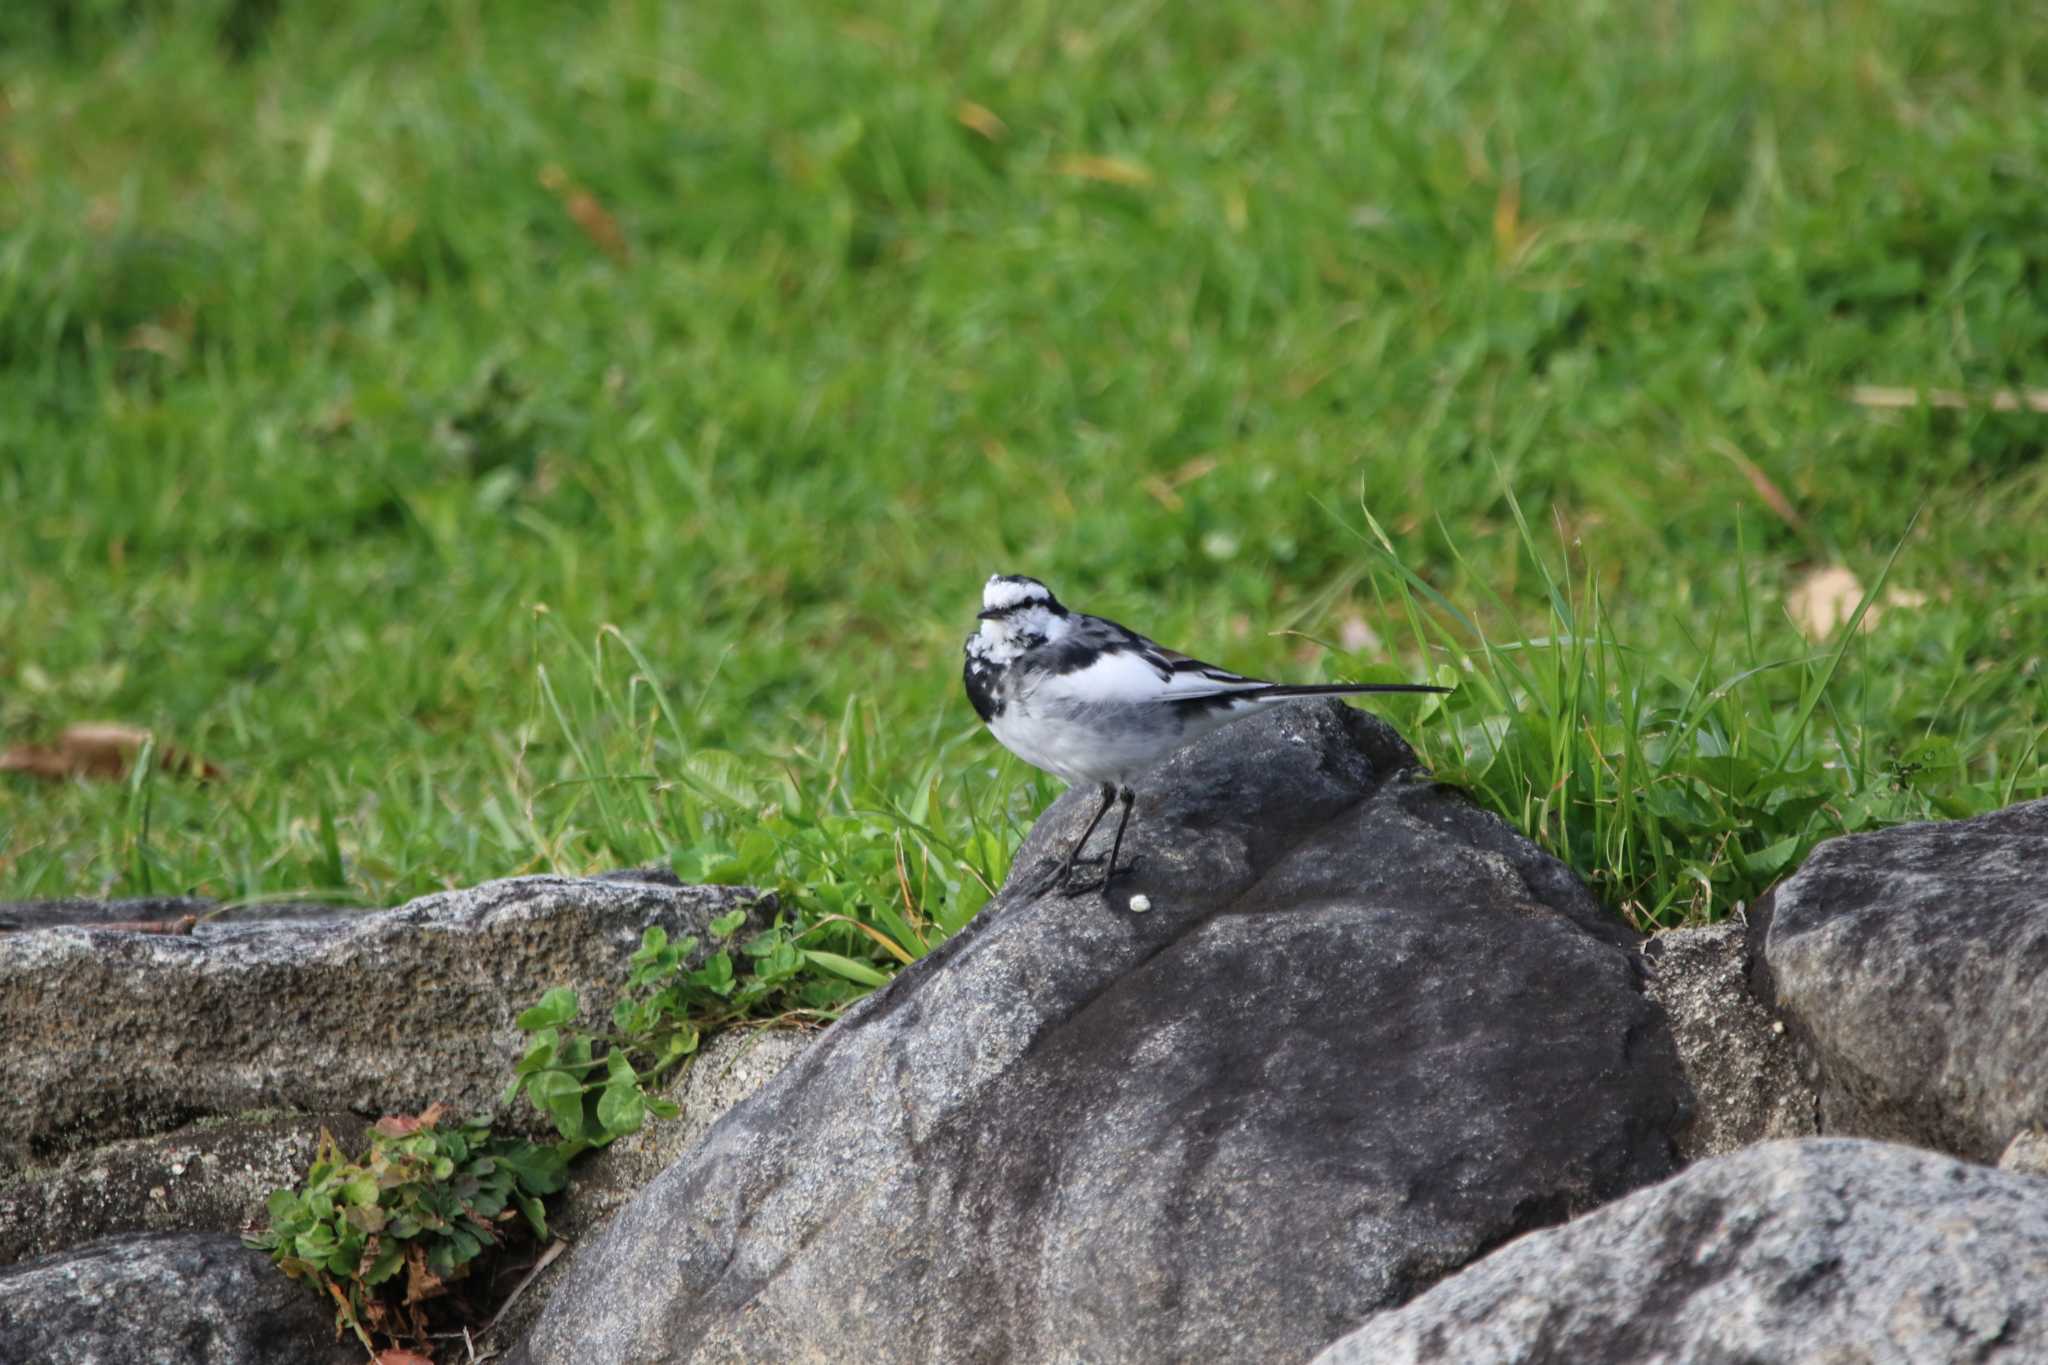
977;607;1004;620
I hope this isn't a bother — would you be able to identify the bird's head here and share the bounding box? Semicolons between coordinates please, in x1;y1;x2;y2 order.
973;573;1069;655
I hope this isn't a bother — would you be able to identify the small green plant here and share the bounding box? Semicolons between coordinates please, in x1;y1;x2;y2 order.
503;906;890;1148
250;901;935;1355
245;1105;565;1356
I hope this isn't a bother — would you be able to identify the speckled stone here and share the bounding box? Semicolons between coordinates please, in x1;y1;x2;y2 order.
0;873;766;1171
1315;1138;2048;1365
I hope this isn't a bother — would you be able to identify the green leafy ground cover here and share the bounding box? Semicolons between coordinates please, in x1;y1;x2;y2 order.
4;0;2044;986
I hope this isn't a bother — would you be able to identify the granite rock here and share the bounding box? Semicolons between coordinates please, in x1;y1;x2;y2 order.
1314;1137;2048;1365
513;701;1688;1364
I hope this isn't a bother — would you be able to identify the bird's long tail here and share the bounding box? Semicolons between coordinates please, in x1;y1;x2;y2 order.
1253;682;1451;697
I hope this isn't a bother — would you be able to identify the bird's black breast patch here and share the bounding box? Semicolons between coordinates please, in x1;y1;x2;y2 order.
962;646;1002;722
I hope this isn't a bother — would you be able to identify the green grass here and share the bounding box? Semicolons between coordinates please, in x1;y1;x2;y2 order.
3;0;2045;975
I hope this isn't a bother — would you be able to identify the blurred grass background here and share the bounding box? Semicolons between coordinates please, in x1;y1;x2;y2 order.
2;0;2043;938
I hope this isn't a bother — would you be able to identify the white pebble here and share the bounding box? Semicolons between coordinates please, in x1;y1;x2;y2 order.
1127;894;1152;914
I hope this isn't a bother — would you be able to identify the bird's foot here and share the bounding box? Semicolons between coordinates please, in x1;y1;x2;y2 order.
1024;851;1103;897
1049;857;1139;898
1026;864;1073;898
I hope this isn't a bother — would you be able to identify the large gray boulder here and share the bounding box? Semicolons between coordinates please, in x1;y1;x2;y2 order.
1314;1137;2048;1364
513;700;1688;1364
1751;797;2048;1161
0;1231;355;1365
0;874;763;1171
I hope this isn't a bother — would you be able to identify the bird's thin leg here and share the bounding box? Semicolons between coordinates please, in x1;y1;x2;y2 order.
1097;786;1137;895
1035;783;1116;896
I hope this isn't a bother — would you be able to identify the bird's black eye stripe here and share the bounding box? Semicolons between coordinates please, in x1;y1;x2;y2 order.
979;595;1057;620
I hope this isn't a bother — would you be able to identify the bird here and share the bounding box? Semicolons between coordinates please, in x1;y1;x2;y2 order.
962;573;1451;897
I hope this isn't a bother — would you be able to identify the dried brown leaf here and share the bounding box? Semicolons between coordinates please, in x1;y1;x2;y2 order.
1846;384;2048;414
1054;154;1153;187
1492;173;1521;257
403;1241;446;1305
0;724;222;782
537;164;629;263
1140;453;1219;508
1710;438;1806;531
1787;565;1874;640
1338;615;1383;653
95;915;199;936
954;100;1006;141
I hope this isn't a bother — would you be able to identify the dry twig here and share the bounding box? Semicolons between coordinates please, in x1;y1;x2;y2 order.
1846;384;2048;414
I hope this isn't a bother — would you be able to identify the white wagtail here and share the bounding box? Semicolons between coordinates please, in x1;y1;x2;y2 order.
963;573;1451;896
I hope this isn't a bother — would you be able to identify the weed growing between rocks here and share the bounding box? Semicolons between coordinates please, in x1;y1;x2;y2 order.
249;905;881;1358
502;906;880;1149
245;1106;564;1357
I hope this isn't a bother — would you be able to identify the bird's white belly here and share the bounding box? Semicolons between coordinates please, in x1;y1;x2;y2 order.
988;695;1247;787
987;706;1131;786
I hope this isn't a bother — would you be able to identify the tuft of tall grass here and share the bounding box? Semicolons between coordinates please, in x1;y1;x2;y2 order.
1348;493;2037;929
507;483;2045;1001
508;611;1038;1001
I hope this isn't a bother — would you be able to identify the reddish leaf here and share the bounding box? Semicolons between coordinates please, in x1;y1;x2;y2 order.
373;1102;452;1139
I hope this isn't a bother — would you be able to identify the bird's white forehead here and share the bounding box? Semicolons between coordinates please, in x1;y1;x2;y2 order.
982;575;1053;612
